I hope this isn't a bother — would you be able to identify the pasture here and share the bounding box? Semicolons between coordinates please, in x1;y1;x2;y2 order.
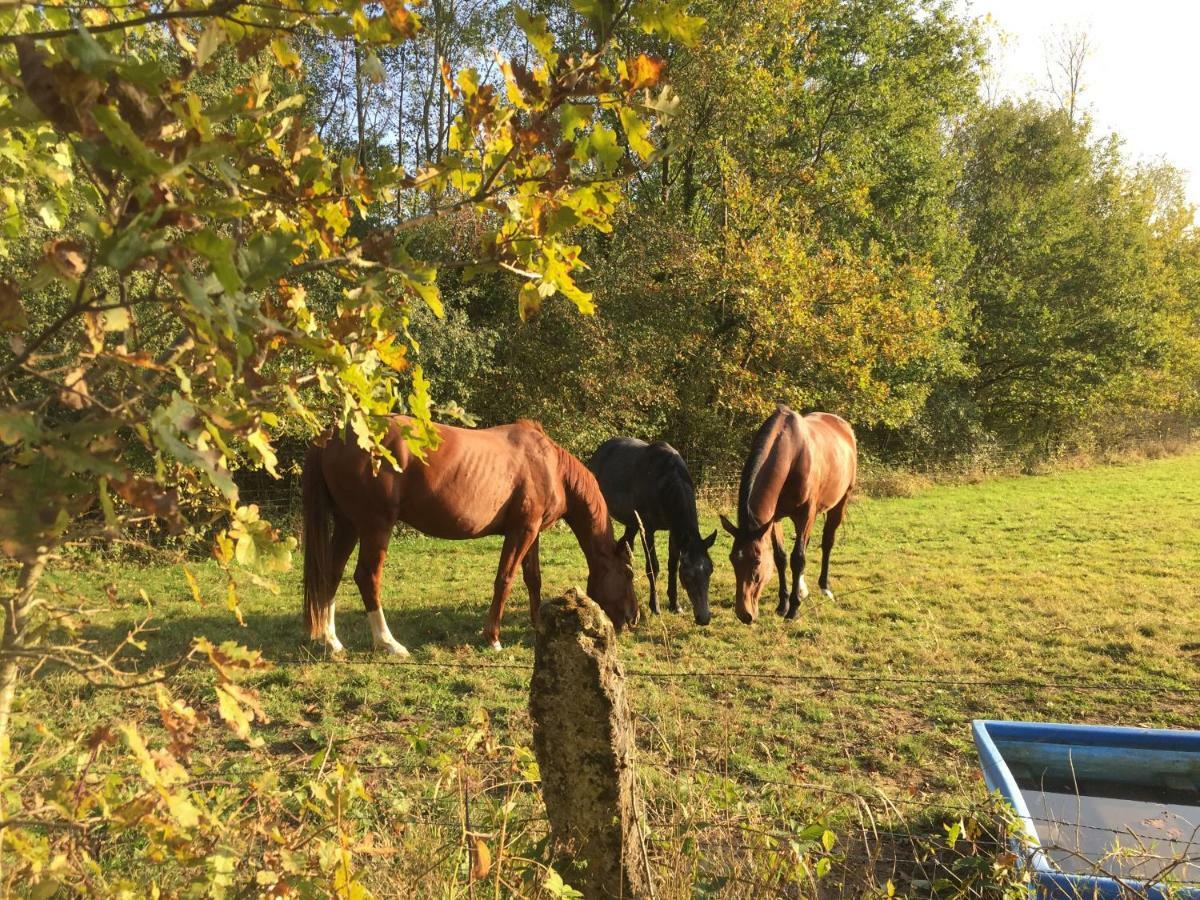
29;451;1200;895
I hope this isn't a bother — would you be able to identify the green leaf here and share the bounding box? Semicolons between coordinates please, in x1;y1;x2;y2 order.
197;22;227;66
587;124;622;173
239;231;299;289
633;0;705;46
65;26;120;73
515;8;558;66
518;281;542;321
560;104;593;141
0;410;38;445
618;107;655;160
570;0;615;35
190;229;243;293
90;105;170;175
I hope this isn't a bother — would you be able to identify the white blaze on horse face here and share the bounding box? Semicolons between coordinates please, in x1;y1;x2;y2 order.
368;609;409;656
324;602;345;655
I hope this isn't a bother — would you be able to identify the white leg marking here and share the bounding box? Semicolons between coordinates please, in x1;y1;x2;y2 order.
488;639;503;652
324;602;345;655
798;576;810;600
821;587;835;601
368;609;409;656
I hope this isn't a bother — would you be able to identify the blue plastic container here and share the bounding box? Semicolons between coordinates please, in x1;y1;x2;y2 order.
972;720;1200;899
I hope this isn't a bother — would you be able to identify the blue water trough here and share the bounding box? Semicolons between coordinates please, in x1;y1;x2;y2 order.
972;720;1200;898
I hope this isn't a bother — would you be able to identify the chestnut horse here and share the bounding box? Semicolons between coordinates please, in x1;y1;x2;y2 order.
720;405;857;624
302;416;638;653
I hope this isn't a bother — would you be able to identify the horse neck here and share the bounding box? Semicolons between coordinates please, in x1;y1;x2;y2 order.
661;469;703;549
739;413;795;528
557;448;612;564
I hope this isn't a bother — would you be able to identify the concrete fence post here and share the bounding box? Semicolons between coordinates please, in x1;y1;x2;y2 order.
529;589;651;899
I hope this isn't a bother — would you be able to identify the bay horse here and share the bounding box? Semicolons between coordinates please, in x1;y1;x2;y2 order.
587;438;717;625
720;405;857;624
302;416;639;653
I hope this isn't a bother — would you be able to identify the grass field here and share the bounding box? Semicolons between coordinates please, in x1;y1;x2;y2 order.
22;452;1200;895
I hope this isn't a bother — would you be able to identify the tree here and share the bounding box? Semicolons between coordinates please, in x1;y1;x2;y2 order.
0;1;697;887
1044;27;1089;126
456;0;986;469
951;101;1174;451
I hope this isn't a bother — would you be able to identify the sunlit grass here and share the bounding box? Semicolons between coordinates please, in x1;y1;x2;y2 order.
27;451;1200;893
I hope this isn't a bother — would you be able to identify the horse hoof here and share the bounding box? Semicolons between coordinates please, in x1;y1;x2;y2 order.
668;603;680;614
821;588;835;601
323;639;346;656
488;639;503;652
375;641;409;657
776;603;788;617
784;606;800;621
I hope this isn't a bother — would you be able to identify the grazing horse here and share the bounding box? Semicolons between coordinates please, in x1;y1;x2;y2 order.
587;438;717;625
302;416;638;653
720;405;857;624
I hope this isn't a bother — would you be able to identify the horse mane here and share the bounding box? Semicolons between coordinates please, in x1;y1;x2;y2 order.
738;405;792;530
659;460;703;544
554;443;615;552
649;441;695;488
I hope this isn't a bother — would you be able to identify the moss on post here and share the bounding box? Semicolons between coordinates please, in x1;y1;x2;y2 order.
529;589;650;899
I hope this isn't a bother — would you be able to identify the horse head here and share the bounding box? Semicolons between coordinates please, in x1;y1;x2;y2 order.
589;537;639;631
678;530;718;626
720;514;773;624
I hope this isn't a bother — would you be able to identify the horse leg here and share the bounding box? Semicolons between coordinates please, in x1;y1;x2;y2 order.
667;531;680;614
353;529;408;656
785;506;815;620
772;522;788;617
621;521;657;614
485;527;539;650
645;530;662;611
818;497;848;601
321;518;358;655
523;536;542;625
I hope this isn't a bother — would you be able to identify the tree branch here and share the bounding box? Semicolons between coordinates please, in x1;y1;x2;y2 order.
0;0;241;45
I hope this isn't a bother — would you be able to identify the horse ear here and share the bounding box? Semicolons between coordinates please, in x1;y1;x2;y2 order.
703;529;718;549
752;521;772;540
719;514;738;537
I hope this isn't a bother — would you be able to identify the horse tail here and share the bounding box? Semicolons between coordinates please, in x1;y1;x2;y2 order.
302;444;334;640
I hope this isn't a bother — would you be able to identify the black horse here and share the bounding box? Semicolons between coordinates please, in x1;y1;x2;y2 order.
587;438;716;625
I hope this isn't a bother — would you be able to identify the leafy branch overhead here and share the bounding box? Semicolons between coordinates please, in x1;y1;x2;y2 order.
0;0;697;568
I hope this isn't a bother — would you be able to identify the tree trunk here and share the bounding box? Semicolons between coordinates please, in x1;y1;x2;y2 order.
0;556;47;744
353;42;367;172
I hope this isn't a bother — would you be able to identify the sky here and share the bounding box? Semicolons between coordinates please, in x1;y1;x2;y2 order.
964;0;1200;205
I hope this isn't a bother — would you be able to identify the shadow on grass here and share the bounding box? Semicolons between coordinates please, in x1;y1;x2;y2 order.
70;599;540;675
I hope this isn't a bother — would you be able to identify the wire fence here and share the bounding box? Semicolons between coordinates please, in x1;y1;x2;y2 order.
317;652;1200;896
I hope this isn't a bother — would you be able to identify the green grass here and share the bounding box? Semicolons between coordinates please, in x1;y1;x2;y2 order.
21;452;1200;894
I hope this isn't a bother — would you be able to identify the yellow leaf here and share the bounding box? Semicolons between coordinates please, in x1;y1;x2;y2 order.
469;835;491;880
518;282;542;321
183;566;204;606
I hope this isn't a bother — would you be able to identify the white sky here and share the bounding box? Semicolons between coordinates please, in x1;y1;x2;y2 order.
964;0;1200;206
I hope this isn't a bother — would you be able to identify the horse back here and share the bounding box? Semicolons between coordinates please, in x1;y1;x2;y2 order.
318;415;565;538
587;437;690;531
797;412;857;507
